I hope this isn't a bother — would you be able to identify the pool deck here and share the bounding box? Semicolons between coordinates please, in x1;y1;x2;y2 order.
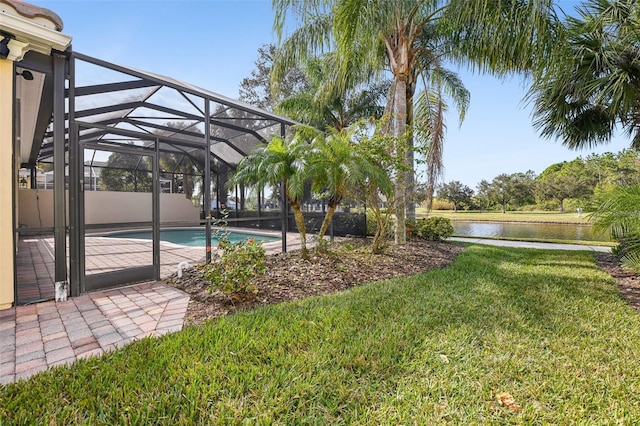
2;231;303;385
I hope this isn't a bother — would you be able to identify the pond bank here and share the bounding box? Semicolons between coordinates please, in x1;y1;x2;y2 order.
450;236;612;252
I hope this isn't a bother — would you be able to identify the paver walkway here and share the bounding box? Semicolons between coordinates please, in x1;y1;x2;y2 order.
1;282;189;385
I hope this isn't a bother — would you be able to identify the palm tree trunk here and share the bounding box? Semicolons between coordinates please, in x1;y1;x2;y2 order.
289;198;309;259
317;203;338;241
367;184;388;254
406;75;416;221
393;74;408;245
182;163;193;199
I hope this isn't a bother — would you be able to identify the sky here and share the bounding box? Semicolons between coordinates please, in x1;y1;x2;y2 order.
35;0;633;189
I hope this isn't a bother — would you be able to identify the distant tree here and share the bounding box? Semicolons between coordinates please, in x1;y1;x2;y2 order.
488;174;515;214
615;149;640;187
276;54;388;132
437;181;474;212
509;171;537;207
155;121;201;200
481;173;536;213
474;179;493;211
238;44;310;111
100;150;152;192
584;152;619;190
536;159;595;212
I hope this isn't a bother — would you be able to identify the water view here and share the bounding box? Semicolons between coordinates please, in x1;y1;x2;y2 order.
452;221;611;242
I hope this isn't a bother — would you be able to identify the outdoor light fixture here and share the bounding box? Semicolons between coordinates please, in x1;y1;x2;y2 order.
16;70;34;80
0;36;10;60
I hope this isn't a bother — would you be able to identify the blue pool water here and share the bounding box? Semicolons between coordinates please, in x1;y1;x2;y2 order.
103;229;280;247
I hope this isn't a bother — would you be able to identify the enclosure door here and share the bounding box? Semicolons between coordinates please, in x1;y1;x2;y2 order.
80;143;159;292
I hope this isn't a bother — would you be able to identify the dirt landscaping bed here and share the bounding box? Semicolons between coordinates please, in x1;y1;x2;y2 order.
167;239;465;326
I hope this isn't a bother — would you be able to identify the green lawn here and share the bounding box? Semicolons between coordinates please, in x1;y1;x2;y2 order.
3;245;640;424
419;209;592;224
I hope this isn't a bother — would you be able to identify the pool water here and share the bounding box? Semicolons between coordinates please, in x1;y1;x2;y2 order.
103;229;280;247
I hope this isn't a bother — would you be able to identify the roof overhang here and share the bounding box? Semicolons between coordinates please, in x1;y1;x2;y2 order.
0;1;71;61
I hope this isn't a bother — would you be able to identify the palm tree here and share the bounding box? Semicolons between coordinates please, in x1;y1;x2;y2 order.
276;54;388;132
590;185;640;272
529;0;640;150
307;125;391;243
273;0;554;244
229;134;312;259
276;54;391;248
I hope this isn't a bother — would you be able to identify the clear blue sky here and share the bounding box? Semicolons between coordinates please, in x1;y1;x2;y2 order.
37;0;632;189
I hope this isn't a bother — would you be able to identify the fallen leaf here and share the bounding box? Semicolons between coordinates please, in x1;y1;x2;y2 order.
496;392;522;413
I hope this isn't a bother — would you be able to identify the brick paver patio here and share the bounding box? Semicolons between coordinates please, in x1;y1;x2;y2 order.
1;282;189;384
3;230;300;385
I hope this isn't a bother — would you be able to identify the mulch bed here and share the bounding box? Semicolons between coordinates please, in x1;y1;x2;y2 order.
594;252;640;311
166;239;465;326
165;239;639;326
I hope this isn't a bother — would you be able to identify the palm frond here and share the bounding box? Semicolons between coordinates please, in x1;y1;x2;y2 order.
528;0;640;150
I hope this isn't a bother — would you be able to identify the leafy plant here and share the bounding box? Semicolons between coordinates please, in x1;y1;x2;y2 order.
590;185;640;272
407;217;454;241
202;237;267;296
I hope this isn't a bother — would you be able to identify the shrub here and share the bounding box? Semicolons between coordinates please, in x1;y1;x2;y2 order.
407;217;454;241
202;238;267;295
422;199;455;210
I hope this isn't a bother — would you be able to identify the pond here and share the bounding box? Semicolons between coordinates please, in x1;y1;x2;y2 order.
452;221;612;242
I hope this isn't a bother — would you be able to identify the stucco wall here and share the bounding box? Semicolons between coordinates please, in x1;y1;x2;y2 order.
18;190;199;228
17;188;57;228
0;60;14;309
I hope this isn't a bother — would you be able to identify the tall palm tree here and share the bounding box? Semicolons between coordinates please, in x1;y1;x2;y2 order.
229;134;312;259
273;0;554;244
529;0;640;150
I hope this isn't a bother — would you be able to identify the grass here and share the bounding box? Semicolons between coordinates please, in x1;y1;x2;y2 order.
419;209;592;224
3;245;640;423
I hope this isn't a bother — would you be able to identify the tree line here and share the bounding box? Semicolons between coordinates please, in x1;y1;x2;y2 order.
436;149;640;213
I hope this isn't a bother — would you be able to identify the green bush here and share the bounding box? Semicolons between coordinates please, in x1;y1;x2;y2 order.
202;238;267;295
366;209;393;237
407;217;454;241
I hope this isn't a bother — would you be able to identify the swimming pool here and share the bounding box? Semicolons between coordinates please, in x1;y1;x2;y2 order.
101;228;280;247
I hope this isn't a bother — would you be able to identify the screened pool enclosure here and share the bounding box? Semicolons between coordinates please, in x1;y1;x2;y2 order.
17;50;298;298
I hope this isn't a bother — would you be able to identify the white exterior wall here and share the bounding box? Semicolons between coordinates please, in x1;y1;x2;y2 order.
18;190;199;228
